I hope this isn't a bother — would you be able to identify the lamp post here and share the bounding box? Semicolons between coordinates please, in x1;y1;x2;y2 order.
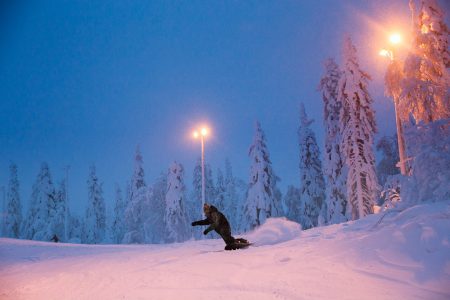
193;127;208;217
1;186;5;237
64;165;70;242
379;33;410;175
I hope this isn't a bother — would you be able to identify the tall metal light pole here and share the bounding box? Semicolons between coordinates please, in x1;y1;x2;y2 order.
64;165;70;242
193;127;208;217
1;186;5;237
380;33;410;176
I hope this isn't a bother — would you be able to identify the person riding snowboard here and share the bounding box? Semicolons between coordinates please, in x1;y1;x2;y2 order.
192;203;249;250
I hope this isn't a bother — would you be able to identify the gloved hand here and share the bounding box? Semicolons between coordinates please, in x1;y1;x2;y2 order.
203;229;208;235
191;221;198;226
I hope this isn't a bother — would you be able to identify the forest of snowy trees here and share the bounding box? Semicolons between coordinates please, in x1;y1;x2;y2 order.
1;0;449;244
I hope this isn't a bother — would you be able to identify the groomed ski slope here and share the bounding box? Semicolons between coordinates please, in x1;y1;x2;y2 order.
1;201;449;300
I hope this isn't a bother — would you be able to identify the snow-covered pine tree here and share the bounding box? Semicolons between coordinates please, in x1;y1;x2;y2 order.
205;164;216;205
4;162;22;238
164;161;190;243
215;168;226;211
297;103;327;228
319;58;349;224
272;183;283;219
123;146;149;244
49;180;67;242
223;158;240;232
417;0;449;119
417;0;450;68
283;185;296;218
68;214;82;243
376;135;400;186
146;173;167;243
188;158;216;239
83;165;106;244
283;185;309;226
190;159;216;207
22;163;56;241
339;36;379;220
234;177;248;233
187;159;203;231
111;185;126;244
403;117;450;204
214;166;238;234
242;121;282;231
400;0;450;123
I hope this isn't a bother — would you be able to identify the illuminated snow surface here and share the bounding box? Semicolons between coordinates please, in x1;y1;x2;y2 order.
1;201;449;300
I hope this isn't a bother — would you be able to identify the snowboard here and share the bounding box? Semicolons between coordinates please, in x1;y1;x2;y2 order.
226;238;252;250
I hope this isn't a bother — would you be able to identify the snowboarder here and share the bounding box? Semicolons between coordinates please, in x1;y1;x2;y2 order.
192;203;250;250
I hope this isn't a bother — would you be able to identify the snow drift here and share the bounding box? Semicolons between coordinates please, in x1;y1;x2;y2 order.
244;217;302;246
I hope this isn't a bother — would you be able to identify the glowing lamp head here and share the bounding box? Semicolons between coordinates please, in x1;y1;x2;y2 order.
193;127;209;139
389;33;402;45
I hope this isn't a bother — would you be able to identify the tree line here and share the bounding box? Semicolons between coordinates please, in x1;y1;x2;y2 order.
2;0;449;244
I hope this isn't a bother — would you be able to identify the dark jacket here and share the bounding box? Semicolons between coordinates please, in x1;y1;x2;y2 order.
192;204;234;245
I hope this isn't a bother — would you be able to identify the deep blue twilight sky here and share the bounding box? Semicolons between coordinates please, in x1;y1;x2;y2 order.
1;0;432;215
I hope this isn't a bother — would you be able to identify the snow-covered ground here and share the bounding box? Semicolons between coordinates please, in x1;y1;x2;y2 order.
1;201;449;300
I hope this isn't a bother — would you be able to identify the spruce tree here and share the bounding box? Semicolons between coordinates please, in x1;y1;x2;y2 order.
376;135;400;186
123;146;149;243
283;185;307;226
164;161;190;243
242;121;282;231
68;214;82;242
188;158;215;239
147;173;167;243
22;163;56;241
111;185;126;244
5;163;22;238
205;164;216;205
224;158;240;231
188;159;203;230
190;158;215;206
417;0;449;119
215;168;226;212
339;36;379;220
83;165;106;244
49;180;67;241
404;118;450;204
400;0;450;123
297;103;326;228
319;58;349;224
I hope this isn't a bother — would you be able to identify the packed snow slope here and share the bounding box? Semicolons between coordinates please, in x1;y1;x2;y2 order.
1;201;449;300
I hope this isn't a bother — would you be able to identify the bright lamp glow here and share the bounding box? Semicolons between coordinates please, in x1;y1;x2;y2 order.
389;33;402;45
192;127;209;139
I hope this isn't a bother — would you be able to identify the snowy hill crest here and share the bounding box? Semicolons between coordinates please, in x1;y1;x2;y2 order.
1;201;449;300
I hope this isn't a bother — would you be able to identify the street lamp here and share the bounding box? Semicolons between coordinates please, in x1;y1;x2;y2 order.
193;127;209;217
379;33;410;176
389;33;402;45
